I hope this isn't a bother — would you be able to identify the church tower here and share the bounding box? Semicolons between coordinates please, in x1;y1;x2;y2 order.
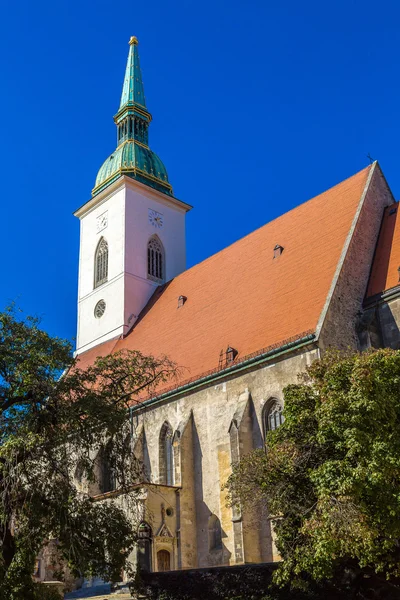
74;37;191;354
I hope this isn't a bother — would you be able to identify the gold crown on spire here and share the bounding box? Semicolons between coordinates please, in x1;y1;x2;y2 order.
129;36;138;45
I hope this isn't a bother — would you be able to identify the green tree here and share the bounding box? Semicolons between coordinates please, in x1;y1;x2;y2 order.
226;349;400;598
0;306;177;599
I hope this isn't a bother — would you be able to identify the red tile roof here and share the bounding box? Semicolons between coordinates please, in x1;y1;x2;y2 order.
77;166;372;390
366;203;400;298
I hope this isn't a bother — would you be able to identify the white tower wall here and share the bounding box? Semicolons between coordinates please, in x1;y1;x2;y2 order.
75;177;190;354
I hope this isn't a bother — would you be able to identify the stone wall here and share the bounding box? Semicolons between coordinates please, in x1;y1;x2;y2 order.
131;345;319;569
377;296;400;348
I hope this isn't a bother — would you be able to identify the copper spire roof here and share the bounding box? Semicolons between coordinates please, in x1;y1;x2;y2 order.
119;36;147;110
92;38;173;198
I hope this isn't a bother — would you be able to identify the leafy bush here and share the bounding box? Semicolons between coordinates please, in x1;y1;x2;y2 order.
33;583;63;600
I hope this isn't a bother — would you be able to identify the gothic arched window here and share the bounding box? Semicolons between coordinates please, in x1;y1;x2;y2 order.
263;399;284;438
147;236;164;282
159;422;173;485
208;514;223;551
94;237;108;289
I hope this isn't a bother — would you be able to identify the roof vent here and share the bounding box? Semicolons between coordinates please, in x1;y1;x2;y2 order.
219;346;238;369
177;295;187;308
226;346;237;364
273;244;284;258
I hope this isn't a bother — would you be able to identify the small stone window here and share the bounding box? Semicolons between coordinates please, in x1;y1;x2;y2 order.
208;514;223;551
94;237;108;288
147;235;164;282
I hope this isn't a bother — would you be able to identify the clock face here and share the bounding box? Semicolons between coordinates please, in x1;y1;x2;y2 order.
94;299;106;319
148;209;164;229
96;211;108;233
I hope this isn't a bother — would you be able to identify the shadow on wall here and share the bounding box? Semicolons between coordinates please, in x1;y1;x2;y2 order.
379;301;400;349
251;397;263;450
192;418;232;568
142;428;152;481
367;205;398;297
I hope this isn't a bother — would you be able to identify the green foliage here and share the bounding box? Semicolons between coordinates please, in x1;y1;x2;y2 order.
33;584;63;600
134;564;342;600
0;305;177;598
226;349;400;595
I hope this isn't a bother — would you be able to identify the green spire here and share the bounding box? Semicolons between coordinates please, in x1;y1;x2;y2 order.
119;36;146;110
92;37;173;198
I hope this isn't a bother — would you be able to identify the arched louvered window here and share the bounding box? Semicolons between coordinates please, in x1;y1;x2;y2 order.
94;237;108;289
263;399;284;438
147;236;164;282
159;422;173;485
208;514;223;551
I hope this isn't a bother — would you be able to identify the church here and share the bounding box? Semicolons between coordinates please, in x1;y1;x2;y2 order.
60;36;400;580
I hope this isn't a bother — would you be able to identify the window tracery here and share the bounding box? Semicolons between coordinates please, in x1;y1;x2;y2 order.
263;399;284;437
147;236;164;282
94;237;108;288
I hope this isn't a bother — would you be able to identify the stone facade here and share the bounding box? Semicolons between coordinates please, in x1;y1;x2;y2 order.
124;347;318;572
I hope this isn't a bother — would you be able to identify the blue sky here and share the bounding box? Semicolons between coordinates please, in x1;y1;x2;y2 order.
1;0;399;344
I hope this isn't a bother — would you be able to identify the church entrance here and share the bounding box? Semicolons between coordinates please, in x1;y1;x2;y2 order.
157;549;170;572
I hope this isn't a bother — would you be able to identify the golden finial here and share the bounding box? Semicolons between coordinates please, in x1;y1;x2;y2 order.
129;36;139;45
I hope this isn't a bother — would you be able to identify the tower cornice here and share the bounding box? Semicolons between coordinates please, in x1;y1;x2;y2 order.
75;175;192;220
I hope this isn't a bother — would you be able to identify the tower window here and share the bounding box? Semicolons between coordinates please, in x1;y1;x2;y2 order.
94;237;108;289
147;236;164;282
